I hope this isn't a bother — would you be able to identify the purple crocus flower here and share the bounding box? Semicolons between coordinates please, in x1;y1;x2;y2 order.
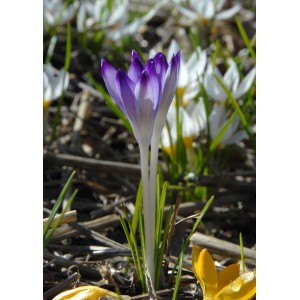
101;50;180;288
101;50;180;147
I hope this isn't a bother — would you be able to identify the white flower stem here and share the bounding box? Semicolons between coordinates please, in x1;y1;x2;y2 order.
149;131;161;285
139;143;155;286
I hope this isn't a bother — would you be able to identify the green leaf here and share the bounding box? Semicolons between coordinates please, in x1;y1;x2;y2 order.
172;242;184;300
43;170;76;240
209;110;238;152
44;189;78;248
239;232;246;273
235;15;256;62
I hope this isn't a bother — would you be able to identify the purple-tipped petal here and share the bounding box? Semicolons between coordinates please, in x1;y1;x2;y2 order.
101;59;127;114
134;70;156;144
154;50;180;132
161;50;180;110
145;58;160;109
153;52;168;83
115;69;136;123
128;50;144;82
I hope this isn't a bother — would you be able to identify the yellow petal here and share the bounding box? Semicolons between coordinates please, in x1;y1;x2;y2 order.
215;270;256;300
52;286;120;300
192;246;218;296
217;263;240;290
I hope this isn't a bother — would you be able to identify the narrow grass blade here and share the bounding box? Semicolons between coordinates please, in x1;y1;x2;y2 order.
171;243;184;300
122;207;146;292
132;180;143;234
155;206;173;289
120;216;145;290
235;15;256;61
167;195;214;287
239;232;246;273
44;189;78;248
138;209;147;292
209;111;238;152
155;180;169;260
43;170;76;239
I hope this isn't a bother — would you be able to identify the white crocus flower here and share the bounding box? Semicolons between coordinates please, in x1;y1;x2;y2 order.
209;103;247;147
43;0;79;27
167;39;207;106
77;0;128;33
161;101;206;154
204;60;256;102
172;0;241;22
186;97;207;133
43;64;69;110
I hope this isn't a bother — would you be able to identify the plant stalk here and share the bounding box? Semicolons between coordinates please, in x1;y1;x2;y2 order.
139;143;155;286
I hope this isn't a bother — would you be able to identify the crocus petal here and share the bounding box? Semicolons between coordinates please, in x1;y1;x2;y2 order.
233;67;256;99
204;64;227;102
167;40;180;64
168;41;187;88
223;61;239;91
186;47;207;82
43;72;52;101
76;2;87;32
192;246;218;296
134;70;156;145
146;58;161;108
202;1;215;19
101;59;127;115
186;98;207;132
182;81;201;105
53;285;120;300
115;69;136;123
209;103;226;140
153;52;168;85
43;64;69;101
217;263;240;290
216;3;241;20
128;50;144;82
227;129;248;145
52;69;69;100
180;107;196;147
215;271;256;300
154;51;180;132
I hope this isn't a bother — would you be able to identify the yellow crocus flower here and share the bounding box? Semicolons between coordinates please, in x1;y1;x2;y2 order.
192;245;256;300
52;285;123;300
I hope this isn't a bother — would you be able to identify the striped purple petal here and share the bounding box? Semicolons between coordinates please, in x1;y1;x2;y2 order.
145;58;160;110
134;70;156;144
128;50;144;82
154;50;180;131
115;70;136;125
101;59;127;115
153;52;168;83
